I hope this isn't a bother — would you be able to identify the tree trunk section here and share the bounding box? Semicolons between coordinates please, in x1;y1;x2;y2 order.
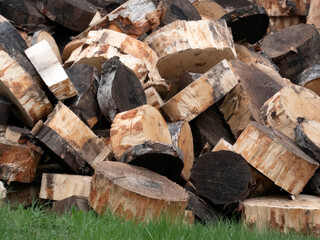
307;0;320;32
298;64;320;96
144;87;164;110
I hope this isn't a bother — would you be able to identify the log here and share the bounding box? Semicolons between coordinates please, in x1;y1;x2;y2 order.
303;168;320;196
65;29;168;94
295;119;320;162
233;121;319;196
307;0;320;32
64;64;101;128
268;16;305;33
86;0;126;12
36;0;97;32
260;24;320;84
219;60;289;138
5;182;41;206
167;121;194;180
0;50;53;127
120;141;184;180
212;138;233;152
145;19;237;82
52;196;92;215
0;94;13;126
110;104;172;160
25;40;77;101
243;194;320;237
98;57;146;122
160;59;239;122
191;151;252;207
192;0;269;43
298;64;320;96
89;161;189;222
144;87;164;110
39;173;92;201
34;102;111;171
260;85;320;140
5;126;30;143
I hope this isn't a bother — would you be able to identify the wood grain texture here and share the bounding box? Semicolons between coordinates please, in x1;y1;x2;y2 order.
298;64;320;96
307;0;320;32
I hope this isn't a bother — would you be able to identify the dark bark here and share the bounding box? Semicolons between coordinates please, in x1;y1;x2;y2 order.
0;95;13;126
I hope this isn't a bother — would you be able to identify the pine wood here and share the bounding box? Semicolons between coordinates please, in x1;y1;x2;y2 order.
307;0;320;32
243;194;320;236
0;95;12;126
89;161;189;222
25;40;77;100
260;24;320;84
144;87;164;110
220;60;289;138
233;121;319;196
145;19;236;81
52;196;91;215
160;59;239;122
39;173;92;201
5;126;30;143
298;64;320;96
110;104;172;160
167;121;194;181
260;85;320;140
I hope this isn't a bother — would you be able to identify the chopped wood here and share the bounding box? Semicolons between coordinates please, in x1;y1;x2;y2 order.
268;16;305;33
233;121;319;196
5;126;30;143
5;182;41;206
144;87;164;109
243;194;320;236
89;161;189;222
303;168;320;196
0;94;12;126
212;138;233;152
307;0;320;32
260;24;320;84
110;105;172;160
260;85;320;140
160;59;239;122
52;196;92;215
298;64;320;96
86;0;127;12
144;19;237;81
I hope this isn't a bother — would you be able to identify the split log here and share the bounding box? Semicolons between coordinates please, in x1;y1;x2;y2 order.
36;0;97;32
89;161;189;222
160;59;239;122
34;102;112;172
65;29;168;94
31;30;62;64
191;0;269;43
52;196;91;215
0;0;51;32
298;64;320;96
268;16;305;33
295;119;320;162
191;151;252;207
219;60;289;138
0;95;12;126
233;121;319;196
145;19;237;81
39;173;92;201
243;194;320;236
98;57;146;122
5;182;41;206
167;121;194;180
110;105;172;160
5;126;30;144
260;85;320;140
0;50;53;127
120;141;184;180
260;24;320;84
307;0;320;32
0;14;9;23
144;87;164;110
64;64;101;128
25;40;77;100
212;138;233;152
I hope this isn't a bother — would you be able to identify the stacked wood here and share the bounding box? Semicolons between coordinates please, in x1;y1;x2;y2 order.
5;126;30;143
144;87;164;110
307;0;320;32
5;182;41;206
89;161;189;222
298;65;320;96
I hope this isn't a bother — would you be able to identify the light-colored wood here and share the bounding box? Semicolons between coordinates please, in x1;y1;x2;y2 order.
0;50;52;127
5;126;30;143
212;138;233;152
65;29;167;93
0;14;8;23
160;59;239;122
191;1;227;20
144;87;164;110
39;173;92;201
144;19;236;81
298;64;320;96
268;16;303;33
110;104;172;160
0;181;6;203
260;85;320;140
307;0;320;32
234;121;319;196
89;161;189;222
243;194;320;236
25;40;77;101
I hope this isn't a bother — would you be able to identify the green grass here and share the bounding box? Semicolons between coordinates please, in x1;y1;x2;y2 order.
0;203;316;240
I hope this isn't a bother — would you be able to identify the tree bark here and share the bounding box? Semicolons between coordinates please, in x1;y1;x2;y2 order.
298;64;320;96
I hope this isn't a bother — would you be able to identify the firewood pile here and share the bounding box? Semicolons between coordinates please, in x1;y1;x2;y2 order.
1;0;320;236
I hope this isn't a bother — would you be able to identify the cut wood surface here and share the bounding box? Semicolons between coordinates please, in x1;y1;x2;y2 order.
260;24;320;84
120;141;184;180
233;121;319;196
167;121;194;180
110;105;172;160
5;126;30;143
219;60;289;138
298;64;320;96
39;173;92;201
307;0;320;32
89;161;189;222
144;87;164;110
98;57;146;122
52;196;91;215
160;59;239;122
0;95;12;126
25;40;77;101
260;85;320;140
212;138;233;152
36;0;97;32
243;194;320;236
191;151;252;207
0;50;53;127
145;19;237;81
